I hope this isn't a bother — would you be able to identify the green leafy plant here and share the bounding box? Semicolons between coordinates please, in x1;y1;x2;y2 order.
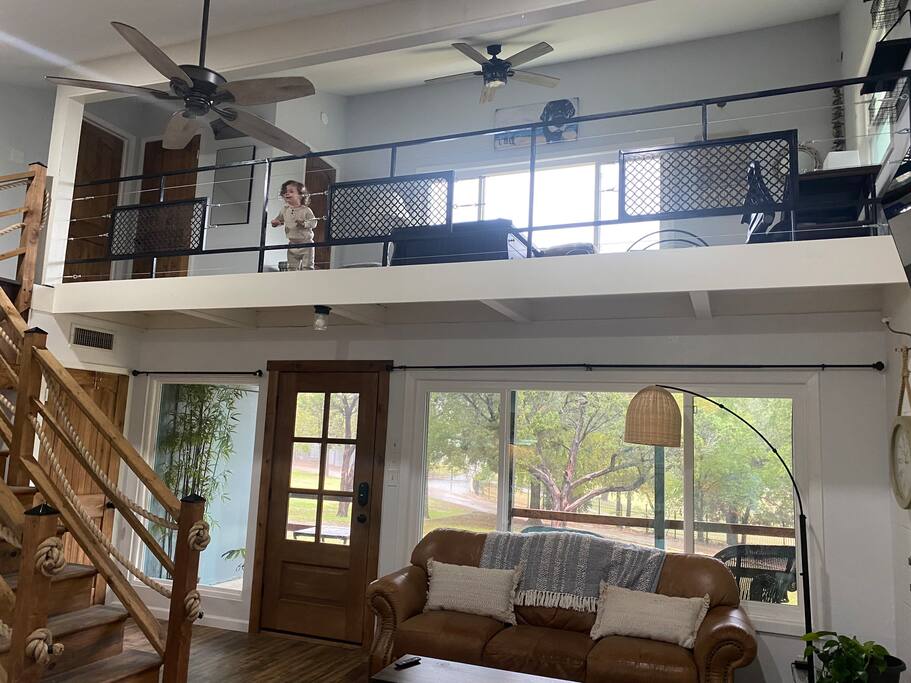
802;631;890;683
221;547;246;572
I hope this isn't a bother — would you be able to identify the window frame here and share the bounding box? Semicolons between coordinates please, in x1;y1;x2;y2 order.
401;369;823;633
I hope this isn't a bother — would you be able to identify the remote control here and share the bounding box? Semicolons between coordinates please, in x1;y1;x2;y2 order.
394;656;421;670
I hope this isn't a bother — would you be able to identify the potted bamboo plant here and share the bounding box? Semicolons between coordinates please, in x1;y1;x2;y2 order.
802;631;906;683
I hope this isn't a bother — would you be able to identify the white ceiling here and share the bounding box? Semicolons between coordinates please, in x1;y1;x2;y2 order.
0;0;387;84
288;0;848;95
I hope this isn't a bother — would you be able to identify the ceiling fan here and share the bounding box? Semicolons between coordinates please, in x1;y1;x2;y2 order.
425;42;559;103
46;0;314;155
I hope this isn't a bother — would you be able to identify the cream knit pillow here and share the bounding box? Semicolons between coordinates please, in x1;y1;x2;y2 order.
590;584;710;648
424;558;519;625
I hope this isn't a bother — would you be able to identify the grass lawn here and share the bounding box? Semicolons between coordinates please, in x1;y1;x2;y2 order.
423;497;495;535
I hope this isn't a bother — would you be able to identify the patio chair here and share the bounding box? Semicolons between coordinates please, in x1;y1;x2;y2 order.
713;543;797;604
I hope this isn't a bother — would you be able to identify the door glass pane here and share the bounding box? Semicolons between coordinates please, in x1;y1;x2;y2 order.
423;392;500;535
324;444;355;492
145;383;258;591
328;393;359;439
287;493;318;542
509;390;682;550
291;442;321;489
295;392;325;438
321;495;353;546
693;396;796;605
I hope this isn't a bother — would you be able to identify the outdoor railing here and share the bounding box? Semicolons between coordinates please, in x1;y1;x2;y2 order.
59;70;911;281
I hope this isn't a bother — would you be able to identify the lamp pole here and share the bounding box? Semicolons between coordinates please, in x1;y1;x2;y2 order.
655;385;814;683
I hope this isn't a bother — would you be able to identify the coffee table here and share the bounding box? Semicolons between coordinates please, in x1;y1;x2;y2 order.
372;655;571;682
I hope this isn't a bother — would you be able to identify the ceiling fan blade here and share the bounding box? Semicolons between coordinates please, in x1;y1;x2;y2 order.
452;43;490;66
215;107;310;156
504;42;554;68
111;21;192;87
425;72;480;84
163;111;200;150
45;76;179;99
220;77;315;106
511;70;560;88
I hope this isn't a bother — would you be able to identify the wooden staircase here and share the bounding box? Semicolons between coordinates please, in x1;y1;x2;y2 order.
0;171;207;681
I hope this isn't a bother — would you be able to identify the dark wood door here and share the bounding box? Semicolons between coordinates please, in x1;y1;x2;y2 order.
65;121;125;283
134;136;200;279
254;363;388;644
45;369;129;603
305;157;336;269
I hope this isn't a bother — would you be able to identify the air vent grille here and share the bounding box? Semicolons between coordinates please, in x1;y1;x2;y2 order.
71;327;114;351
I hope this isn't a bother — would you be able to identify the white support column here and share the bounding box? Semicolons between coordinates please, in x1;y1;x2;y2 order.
43;88;85;287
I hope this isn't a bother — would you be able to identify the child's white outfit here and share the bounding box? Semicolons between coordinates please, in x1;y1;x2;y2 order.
273;204;318;270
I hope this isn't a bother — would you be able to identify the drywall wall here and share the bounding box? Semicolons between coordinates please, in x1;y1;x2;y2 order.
0;84;54;280
95;308;894;683
335;16;842;265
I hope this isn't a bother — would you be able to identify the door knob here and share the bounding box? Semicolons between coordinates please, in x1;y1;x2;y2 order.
357;513;367;524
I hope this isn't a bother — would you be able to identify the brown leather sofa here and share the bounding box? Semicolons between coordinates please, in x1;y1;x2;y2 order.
367;529;757;682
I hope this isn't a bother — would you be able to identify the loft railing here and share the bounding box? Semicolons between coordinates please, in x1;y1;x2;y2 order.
0;163;47;312
0;288;207;681
60;70;911;279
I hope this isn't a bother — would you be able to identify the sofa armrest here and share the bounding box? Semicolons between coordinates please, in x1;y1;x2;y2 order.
366;565;427;671
694;606;758;683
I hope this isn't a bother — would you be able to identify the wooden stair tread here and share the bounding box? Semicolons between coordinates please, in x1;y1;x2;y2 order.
8;486;36;495
2;562;95;590
0;605;127;653
42;649;162;683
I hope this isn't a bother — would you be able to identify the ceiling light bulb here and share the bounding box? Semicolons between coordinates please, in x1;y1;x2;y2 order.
313;305;331;331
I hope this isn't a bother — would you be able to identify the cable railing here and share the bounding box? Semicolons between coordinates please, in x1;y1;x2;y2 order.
60;70;911;280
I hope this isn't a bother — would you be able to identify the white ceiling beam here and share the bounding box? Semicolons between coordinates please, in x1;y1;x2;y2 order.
331;305;386;326
179;309;257;328
481;299;534;323
688;291;712;320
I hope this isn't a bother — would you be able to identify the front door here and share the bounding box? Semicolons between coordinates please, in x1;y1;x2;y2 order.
254;362;388;644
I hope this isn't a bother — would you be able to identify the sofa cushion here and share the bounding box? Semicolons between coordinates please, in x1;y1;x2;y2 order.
394;611;506;665
425;558;519;624
483;625;594;682
516;605;596;633
590;585;710;648
586;635;698;683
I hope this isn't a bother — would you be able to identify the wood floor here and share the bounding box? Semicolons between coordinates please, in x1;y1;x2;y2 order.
124;620;370;682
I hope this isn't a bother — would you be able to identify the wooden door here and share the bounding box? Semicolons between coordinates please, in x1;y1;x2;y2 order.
65;121;125;283
134;136;200;279
47;369;129;603
253;362;388;644
304;157;336;269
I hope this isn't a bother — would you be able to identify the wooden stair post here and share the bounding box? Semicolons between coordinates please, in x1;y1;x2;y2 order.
15;162;46;315
9;503;61;682
162;494;205;683
9;328;46;487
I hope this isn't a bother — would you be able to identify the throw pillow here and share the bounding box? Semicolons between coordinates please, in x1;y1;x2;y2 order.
590;584;710;648
424;558;519;625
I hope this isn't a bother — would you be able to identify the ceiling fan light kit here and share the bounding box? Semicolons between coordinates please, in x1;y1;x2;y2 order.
426;41;560;103
47;0;314;155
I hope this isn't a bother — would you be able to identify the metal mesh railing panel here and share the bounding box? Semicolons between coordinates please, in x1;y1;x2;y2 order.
620;131;797;221
109;198;207;258
327;172;453;241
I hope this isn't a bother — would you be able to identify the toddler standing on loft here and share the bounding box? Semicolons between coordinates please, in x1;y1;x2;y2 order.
271;180;318;270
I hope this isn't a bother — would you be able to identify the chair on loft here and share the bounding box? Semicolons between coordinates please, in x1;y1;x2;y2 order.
626;229;709;251
713;544;797;604
742;161;793;244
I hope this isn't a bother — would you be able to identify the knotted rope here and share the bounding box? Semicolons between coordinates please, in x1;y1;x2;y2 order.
31;416;172;599
184;589;203;621
0;524;21;550
0;620;9;639
25;628;63;666
0;326;19;360
47;386;178;530
35;537;65;578
0;222;23;238
187;521;210;551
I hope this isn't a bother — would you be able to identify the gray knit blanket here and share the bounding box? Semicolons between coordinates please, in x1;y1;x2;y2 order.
480;531;666;613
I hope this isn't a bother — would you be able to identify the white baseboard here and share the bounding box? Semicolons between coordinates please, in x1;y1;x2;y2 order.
110;599;250;633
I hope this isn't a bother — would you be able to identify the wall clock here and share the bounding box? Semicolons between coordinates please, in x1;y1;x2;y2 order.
891;416;911;509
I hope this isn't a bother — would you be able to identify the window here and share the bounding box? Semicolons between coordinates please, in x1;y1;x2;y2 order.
453;159;660;253
143;382;258;591
419;382;799;609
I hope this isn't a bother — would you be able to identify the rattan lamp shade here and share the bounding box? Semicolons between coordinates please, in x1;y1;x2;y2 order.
624;385;682;447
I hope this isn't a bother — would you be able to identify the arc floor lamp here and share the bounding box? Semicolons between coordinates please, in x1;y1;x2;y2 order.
624;384;814;682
